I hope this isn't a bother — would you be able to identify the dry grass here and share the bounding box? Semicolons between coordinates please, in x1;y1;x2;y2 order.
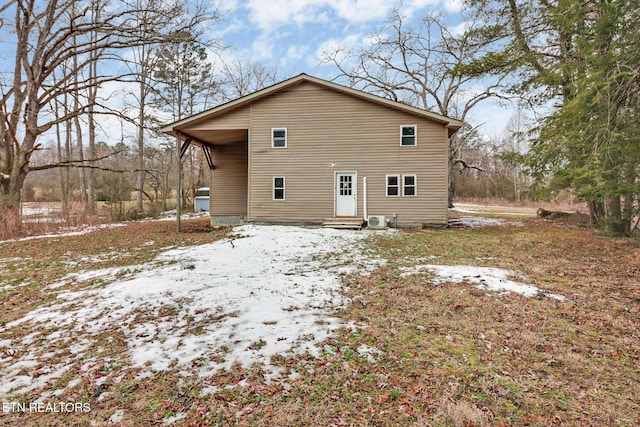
0;203;22;241
1;217;639;426
0;201;98;241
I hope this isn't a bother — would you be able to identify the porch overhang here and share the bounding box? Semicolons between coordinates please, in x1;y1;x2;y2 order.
165;128;248;149
162;126;248;232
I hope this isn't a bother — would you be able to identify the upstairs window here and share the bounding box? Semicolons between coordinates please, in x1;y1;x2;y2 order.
403;174;417;196
273;176;285;200
400;125;417;146
272;128;287;148
386;175;400;197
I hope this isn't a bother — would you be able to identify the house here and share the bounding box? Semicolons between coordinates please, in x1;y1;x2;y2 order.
161;74;463;228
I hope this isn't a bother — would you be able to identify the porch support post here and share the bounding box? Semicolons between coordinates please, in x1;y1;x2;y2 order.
176;135;182;232
176;136;192;232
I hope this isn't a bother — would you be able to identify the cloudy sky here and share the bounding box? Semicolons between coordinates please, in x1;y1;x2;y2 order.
212;0;514;135
0;0;514;145
217;0;463;71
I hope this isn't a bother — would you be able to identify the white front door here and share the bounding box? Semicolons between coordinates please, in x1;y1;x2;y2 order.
335;172;357;217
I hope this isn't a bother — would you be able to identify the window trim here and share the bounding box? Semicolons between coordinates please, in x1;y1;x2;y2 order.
386;174;401;197
273;176;285;200
271;127;287;148
402;174;417;197
400;125;417;146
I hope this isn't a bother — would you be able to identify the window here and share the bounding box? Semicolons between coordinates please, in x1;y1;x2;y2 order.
403;174;417;196
387;174;417;197
273;176;285;200
386;175;400;197
400;125;417;146
272;128;287;148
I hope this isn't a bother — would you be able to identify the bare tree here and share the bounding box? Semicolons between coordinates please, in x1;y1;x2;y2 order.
0;0;214;207
120;5;221;213
219;59;286;100
500;107;532;202
84;0;104;214
152;37;221;210
323;10;509;206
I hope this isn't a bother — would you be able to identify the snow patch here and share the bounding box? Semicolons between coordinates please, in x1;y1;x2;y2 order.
108;409;125;423
164;412;187;424
357;344;384;363
456;216;524;228
401;264;566;300
0;223;126;244
0;225;379;398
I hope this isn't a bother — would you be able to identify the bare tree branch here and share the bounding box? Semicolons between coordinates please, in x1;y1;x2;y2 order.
1;0;219;203
453;158;485;173
322;8;512;206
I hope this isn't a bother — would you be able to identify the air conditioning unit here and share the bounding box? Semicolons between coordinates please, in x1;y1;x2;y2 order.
367;215;387;229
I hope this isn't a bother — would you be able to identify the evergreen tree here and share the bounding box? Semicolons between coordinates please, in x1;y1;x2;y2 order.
464;0;640;233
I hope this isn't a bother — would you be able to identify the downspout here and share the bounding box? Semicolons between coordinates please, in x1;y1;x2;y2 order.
363;177;368;221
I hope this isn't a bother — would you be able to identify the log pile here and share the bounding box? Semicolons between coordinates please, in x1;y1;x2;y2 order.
537;208;591;226
536;208;571;220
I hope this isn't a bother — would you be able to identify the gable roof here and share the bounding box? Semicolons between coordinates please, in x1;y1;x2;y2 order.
160;73;464;136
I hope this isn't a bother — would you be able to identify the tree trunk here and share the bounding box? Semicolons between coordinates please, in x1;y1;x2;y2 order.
588;200;605;225
85;5;101;216
622;163;636;234
137;77;146;213
72;28;87;209
448;163;455;208
87;103;97;215
607;196;624;234
8;138;36;204
63;117;72;215
74;116;87;207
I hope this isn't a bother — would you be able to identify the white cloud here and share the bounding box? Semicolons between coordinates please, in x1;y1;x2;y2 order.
400;0;443;17
222;0;472;82
245;0;327;29
447;20;470;37
219;0;239;10
442;0;464;13
314;33;363;66
331;0;394;22
286;44;311;65
250;35;277;61
244;0;397;30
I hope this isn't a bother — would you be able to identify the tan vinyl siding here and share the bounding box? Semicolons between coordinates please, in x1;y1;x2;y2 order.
247;82;449;225
210;141;248;217
190;106;250;130
286;81;322;93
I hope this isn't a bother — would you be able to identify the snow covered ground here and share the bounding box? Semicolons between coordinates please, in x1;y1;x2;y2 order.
0;225;380;398
0;220;564;401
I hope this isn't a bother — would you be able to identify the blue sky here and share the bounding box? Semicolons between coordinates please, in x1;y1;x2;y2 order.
0;0;513;145
217;0;462;72
213;0;512;135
